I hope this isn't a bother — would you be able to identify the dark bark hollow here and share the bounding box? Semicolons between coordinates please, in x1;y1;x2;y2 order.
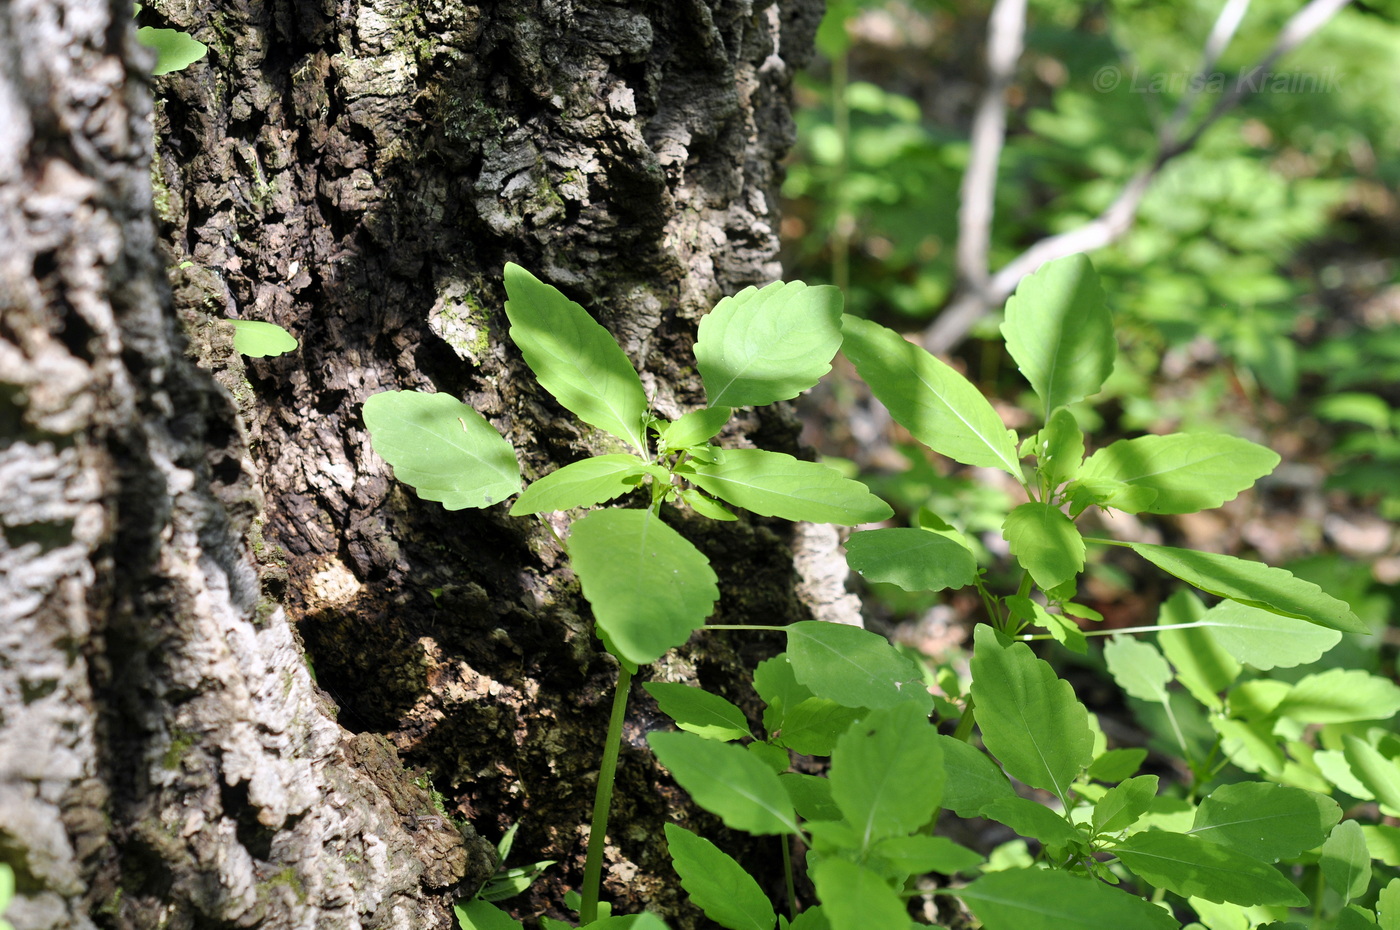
146;0;827;926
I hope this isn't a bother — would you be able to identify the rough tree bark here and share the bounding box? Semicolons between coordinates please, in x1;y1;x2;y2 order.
3;0;833;928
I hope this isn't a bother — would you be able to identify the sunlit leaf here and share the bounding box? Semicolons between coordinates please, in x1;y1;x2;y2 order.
1192;782;1340;862
1322;820;1372;904
686;449;891;525
829;702;943;849
137;25;208;75
643;683;751;741
231;319;298;357
648;732;798;835
1080;433;1279;515
510;455;648;515
1111;831;1308;906
844;527;978;592
1002;501;1084;591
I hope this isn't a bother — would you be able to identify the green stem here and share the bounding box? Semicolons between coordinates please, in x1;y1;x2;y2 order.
702;624;786;632
782;835;798;919
951;695;977;742
580;664;633;925
1015;620;1218;642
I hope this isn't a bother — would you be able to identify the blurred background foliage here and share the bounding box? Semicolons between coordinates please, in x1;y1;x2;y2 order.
782;0;1400;656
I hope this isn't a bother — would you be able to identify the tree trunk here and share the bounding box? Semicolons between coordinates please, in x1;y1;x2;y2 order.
3;0;830;928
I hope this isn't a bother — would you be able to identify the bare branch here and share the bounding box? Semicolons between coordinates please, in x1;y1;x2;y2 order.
923;0;1352;355
956;0;1028;295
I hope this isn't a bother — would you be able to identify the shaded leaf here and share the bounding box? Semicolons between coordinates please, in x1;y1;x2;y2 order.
957;868;1178;930
786;622;931;712
844;527;978;592
830;702;943;849
1192;783;1340;862
1002;502;1084;591
1322;820;1371;904
664;824;775;930
980;797;1084;849
454;899;525;930
1344;736;1400;814
1275;669;1400;724
137;25;208;75
1031;406;1085;489
1104;635;1172;705
1111;831;1307;906
872;835;983;875
810;859;906;930
1093;775;1159;835
648;732;797;834
1196;601;1341;671
567;509;718;665
363;390;522;510
937;734;1016;817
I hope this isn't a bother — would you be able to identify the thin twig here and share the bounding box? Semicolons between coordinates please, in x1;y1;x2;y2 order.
922;0;1352;355
956;0;1028;296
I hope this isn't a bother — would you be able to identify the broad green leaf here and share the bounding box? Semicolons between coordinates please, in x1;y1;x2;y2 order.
1338;904;1382;930
664;824;775;930
1213;717;1285;776
1345;736;1400;814
363;390;522;509
1157;591;1236;710
872;835;983;875
1379;878;1400;930
755;654;814;723
647;731;797;834
1322;820;1371;904
567;509;718;665
1093;775;1160;835
1196;600;1341;671
1001;502;1084;591
748;741;789;774
1274;669;1400;724
1031;406;1085;490
1122;542;1366;634
830;702;943;849
779;773;840;822
642;683;751;741
772;698;861;756
1066;477;1158;516
695;280;843;407
1185;898;1253;930
510;454;647;515
1104;635;1172;704
980;797;1084;849
786;621;932;712
679;488;737;521
1087;748;1148;783
840;315;1023;479
969;625;1093;804
503;263;649;451
810;859;906;930
660;407;732;450
137;25;209;75
1370;826;1400;866
1080;434;1280;515
957;868;1179;930
231;319;297;357
844;527;978;592
787;906;831;930
937;734;1016;817
454;899;525;930
1001;254;1116;420
1192;783;1340;862
582;915;670;930
1111;831;1308;906
686;449;891;525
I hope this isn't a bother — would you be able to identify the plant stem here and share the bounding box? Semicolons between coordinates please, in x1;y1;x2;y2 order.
952;695;977;742
580;664;633;925
782;835;798;919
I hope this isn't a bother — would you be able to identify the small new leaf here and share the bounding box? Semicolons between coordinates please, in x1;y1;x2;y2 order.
1001;502;1084;591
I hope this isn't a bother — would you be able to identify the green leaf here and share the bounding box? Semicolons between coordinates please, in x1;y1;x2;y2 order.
1323;820;1372;904
664;824;776;930
136;25;208;75
510;455;647;515
1156;591;1235;710
957;868;1179;930
648;731;798;834
1345;736;1400;814
980;797;1084;849
1274;669;1400;724
503;263;649;452
936;734;1016;817
231;319;297;357
1378;877;1400;930
1192;783;1341;862
844;528;978;593
567;509;719;665
1066;478;1158;516
779;773;840;822
1001;254;1116;420
786;622;932;712
748;741;790;774
678;488;738;521
659;407;733;450
1195;600;1341;671
772;698;861;756
694;281;843;408
454;899;525;930
643;683;751;741
969;625;1093;804
1103;636;1172;704
829;702;943;849
686;450;892;525
1111;831;1308;906
1006;595;1086;654
1001;502;1083;591
1030;407;1085;490
363;390;522;510
1213;717;1285;776
1087;748;1147;783
1079;434;1280;515
871;835;983;875
1093;775;1159;835
1337;904;1382;930
810;859;907;930
583;915;670;929
1122;542;1366;634
840;315;1023;480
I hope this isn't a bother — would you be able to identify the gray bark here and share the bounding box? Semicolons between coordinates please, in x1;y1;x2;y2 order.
1;0;826;926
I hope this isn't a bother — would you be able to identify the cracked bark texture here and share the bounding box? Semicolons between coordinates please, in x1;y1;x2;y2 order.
137;0;827;927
